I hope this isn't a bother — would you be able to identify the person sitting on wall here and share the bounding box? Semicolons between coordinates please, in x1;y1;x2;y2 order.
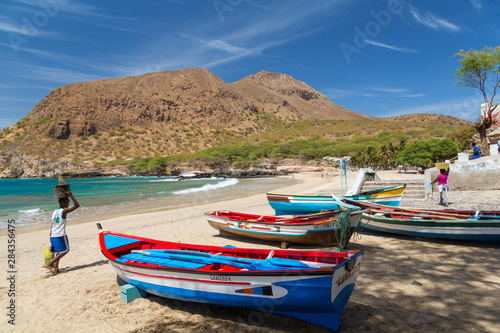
471;142;480;160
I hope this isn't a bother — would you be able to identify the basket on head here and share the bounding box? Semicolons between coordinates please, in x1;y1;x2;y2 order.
435;162;449;170
53;184;71;198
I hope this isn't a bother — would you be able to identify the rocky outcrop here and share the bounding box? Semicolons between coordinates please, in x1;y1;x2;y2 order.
0;153;79;178
52;120;71;139
473;127;500;144
0;152;130;178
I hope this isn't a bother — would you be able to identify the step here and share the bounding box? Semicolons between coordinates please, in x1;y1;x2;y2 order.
361;184;423;190
363;180;424;187
402;194;425;199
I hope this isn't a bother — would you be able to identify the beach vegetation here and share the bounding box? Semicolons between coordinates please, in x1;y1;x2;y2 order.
395;138;460;167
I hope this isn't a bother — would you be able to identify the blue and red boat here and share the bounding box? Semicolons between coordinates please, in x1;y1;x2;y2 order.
97;224;363;331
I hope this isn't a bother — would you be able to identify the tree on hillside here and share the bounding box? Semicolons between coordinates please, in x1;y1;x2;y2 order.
395;139;460;168
350;151;366;168
396;141;433;168
379;144;390;169
427;138;460;162
455;46;500;154
449;127;478;151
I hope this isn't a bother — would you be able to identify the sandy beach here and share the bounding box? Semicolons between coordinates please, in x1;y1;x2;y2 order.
1;171;499;333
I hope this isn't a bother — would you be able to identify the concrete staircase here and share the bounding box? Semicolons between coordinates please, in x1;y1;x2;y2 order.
360;180;425;199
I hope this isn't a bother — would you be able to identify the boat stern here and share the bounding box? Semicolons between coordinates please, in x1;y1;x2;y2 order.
331;251;363;313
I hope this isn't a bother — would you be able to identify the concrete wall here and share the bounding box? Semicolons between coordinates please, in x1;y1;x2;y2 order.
424;155;500;192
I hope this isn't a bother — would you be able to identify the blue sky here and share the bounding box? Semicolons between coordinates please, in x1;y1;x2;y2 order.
1;0;499;129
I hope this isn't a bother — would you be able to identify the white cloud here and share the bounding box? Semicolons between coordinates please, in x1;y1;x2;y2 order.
322;88;355;100
0;21;57;37
365;87;425;98
111;2;339;78
28;66;104;83
0;96;38;102
370;88;408;93
470;0;482;10
13;0;106;18
364;39;417;53
409;6;460;32
325;86;426;100
0;118;21;129
383;96;483;121
189;37;257;55
400;93;426;98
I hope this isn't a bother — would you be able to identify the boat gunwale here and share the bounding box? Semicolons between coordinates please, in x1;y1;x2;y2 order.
98;229;362;277
266;184;406;199
362;213;500;227
203;210;363;226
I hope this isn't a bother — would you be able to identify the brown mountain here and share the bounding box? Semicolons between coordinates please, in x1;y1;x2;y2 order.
0;68;371;177
23;68;370;141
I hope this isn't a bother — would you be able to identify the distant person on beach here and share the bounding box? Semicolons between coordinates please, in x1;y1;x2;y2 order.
471;142;480;159
430;168;450;206
44;191;80;274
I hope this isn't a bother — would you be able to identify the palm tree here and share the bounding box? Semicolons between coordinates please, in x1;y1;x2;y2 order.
379;144;390;169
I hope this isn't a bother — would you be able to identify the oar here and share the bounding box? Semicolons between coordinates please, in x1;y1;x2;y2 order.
373;205;475;219
142;249;310;268
133;250;308;271
371;209;462;220
340;197;481;219
331;195;361;211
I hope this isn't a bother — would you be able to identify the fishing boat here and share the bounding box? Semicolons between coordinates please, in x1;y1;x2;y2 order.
204;209;364;249
266;185;406;215
97;224;363;331
336;199;500;241
338;197;500;220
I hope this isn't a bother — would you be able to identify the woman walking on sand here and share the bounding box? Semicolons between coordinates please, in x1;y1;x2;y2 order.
431;168;450;207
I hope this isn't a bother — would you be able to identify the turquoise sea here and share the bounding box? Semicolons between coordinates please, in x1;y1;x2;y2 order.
0;176;297;230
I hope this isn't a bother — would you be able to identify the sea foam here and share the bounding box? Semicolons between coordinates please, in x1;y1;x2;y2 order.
173;178;238;194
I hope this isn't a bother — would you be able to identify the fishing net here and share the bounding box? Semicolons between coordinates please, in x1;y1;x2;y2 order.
333;208;356;251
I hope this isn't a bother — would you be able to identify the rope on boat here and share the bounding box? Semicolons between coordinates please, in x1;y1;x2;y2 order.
351;219;364;243
333;208;356;252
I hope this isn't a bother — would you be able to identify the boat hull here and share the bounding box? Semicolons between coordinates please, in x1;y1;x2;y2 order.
361;214;500;241
267;185;406;215
98;228;363;331
205;210;364;246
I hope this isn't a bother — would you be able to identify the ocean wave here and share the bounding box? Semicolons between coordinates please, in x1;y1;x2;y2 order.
19;208;43;215
179;173;196;177
173;178;238;195
149;178;178;182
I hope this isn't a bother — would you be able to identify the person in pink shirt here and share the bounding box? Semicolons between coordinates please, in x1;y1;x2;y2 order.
431;168;450;207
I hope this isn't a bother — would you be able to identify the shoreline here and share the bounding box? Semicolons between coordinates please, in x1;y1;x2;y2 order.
1;171;499;332
2;175;300;235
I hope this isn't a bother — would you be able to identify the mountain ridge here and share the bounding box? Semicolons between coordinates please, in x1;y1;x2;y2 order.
0;68;470;178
